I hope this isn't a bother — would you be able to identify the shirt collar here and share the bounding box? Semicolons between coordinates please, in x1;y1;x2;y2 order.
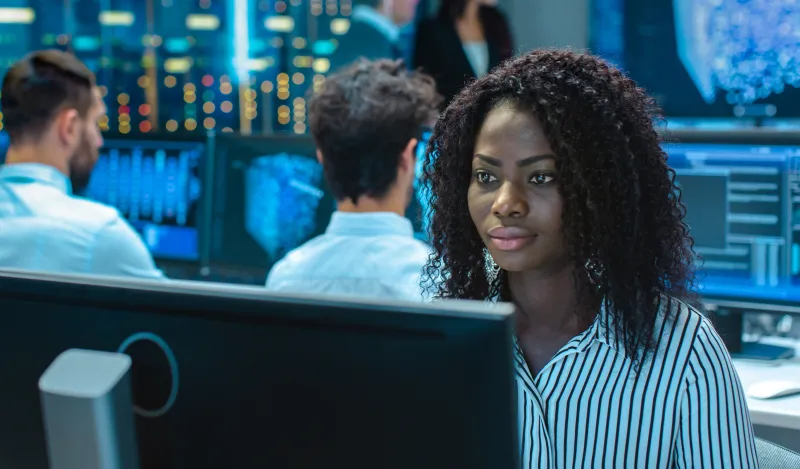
352;5;400;43
586;300;626;356
325;211;415;238
0;163;72;195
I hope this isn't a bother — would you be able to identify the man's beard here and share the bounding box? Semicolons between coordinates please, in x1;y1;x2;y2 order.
68;132;98;195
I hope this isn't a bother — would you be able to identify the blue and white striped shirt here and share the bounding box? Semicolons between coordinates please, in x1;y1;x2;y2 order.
515;299;758;468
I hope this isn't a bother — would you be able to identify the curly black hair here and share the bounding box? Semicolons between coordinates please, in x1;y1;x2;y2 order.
422;49;696;364
309;59;440;204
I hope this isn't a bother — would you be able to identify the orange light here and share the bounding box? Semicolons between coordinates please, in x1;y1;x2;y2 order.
203;117;216;129
138;104;151;116
139;121;152;133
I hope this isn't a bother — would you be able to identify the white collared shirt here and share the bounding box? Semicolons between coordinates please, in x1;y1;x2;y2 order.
515;299;758;468
265;211;430;301
0;163;163;279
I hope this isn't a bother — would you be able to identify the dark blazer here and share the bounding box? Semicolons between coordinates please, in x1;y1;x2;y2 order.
413;6;513;107
329;16;400;74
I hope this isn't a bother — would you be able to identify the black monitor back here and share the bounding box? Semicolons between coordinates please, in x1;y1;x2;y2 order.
0;271;518;469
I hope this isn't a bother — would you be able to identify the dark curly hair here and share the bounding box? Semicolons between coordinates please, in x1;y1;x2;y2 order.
422;49;696;364
309;59;441;204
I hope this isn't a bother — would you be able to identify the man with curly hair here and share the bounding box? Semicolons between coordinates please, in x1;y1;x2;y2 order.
422;49;757;468
266;59;440;300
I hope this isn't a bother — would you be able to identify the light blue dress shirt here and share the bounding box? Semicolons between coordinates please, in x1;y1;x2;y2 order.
266;211;429;301
0;163;163;279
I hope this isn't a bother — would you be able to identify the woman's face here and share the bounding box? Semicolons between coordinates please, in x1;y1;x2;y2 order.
467;104;570;274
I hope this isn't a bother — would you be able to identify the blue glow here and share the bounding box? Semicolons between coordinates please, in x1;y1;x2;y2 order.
117;331;179;418
251;38;268;54
245;153;325;260
232;0;251;83
674;0;800;105
411;131;433;239
72;36;101;51
312;40;337;56
0;131;8;165
665;141;800;302
165;37;191;54
85;140;205;261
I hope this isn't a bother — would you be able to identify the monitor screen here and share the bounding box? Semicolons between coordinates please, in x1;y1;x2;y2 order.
84;136;206;262
408;130;433;240
0;131;8;164
210;134;336;272
210;133;433;277
666;131;800;303
0;270;517;469
592;1;800;118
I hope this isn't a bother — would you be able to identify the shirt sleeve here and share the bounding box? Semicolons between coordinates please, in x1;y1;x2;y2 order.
90;217;165;279
674;319;759;469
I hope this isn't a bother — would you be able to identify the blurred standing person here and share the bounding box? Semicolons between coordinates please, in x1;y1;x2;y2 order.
413;0;513;107
329;0;420;73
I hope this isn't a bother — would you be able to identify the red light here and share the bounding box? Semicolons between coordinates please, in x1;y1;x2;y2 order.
139;121;152;133
202;74;214;87
118;105;130;115
138;104;151;116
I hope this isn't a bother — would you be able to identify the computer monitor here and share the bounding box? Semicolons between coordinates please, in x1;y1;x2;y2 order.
592;0;800;119
209;133;336;278
665;129;800;307
209;132;432;281
84;134;207;262
0;270;518;469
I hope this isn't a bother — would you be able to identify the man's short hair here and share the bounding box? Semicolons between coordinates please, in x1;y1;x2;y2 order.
309;59;441;203
1;49;96;145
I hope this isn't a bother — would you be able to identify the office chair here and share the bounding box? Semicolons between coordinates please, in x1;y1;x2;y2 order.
756;437;800;468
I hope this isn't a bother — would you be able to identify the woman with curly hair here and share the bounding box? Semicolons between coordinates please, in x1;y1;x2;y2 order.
422;50;757;468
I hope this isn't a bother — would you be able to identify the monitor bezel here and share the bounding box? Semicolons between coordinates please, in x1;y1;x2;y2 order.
0;268;514;335
662;128;800;146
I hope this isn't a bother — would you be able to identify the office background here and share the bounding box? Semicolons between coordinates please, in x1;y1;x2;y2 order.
1;0;800;453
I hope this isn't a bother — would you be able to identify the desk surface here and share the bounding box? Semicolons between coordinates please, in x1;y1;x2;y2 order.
734;350;800;431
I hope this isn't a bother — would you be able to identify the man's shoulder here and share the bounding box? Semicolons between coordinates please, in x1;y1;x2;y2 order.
65;195;126;232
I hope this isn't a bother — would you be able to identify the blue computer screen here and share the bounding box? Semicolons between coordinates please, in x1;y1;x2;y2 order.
407;130;433;240
0;131;8;164
593;0;800;118
84;139;205;261
211;133;433;272
210;135;336;270
667;141;800;302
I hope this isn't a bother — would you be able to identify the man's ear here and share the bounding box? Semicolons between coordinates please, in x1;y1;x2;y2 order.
399;137;418;173
54;108;80;148
316;149;324;165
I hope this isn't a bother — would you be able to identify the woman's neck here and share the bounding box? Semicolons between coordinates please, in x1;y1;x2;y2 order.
459;1;481;25
508;264;597;337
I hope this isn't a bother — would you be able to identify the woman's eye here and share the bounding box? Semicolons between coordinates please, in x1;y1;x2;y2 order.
531;173;555;185
476;171;497;184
